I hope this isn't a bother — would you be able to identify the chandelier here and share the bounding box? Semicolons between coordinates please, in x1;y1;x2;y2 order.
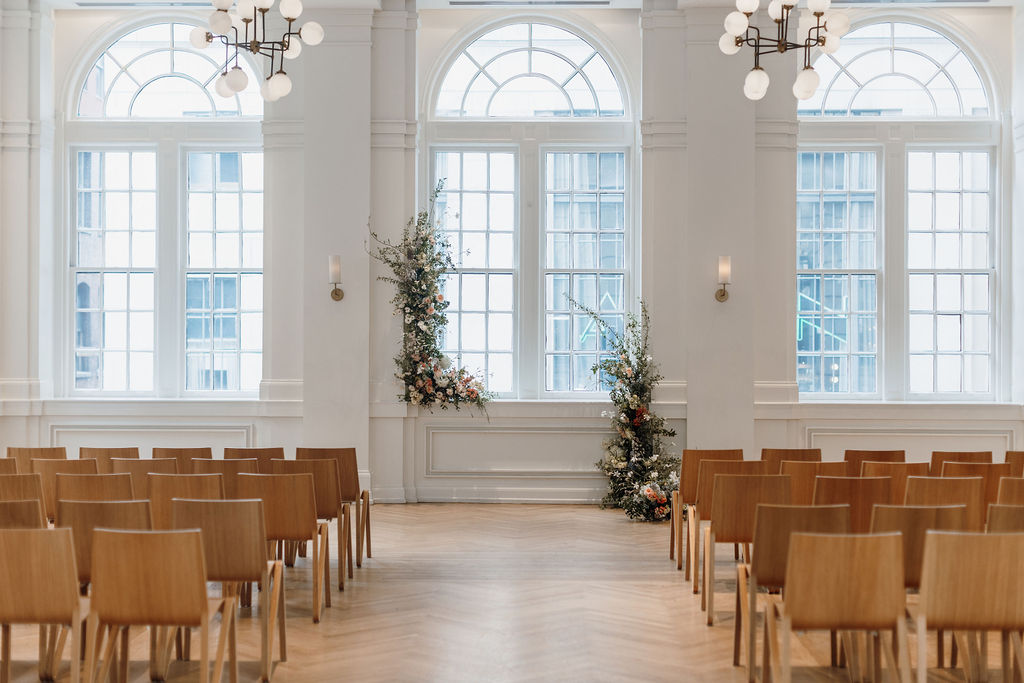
189;0;324;102
719;0;850;101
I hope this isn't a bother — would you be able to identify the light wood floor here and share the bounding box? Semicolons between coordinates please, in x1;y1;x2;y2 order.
3;503;1002;681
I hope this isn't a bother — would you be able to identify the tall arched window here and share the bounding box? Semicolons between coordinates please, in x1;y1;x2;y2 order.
797;21;998;399
428;21;630;397
68;21;263;395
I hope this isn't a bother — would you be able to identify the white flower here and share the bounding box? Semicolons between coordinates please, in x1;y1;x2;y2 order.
438;356;451;370
417;321;428;331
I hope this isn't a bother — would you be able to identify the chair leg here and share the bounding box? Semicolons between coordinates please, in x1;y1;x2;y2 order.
212;599;233;683
261;570;271;683
362;490;371;560
277;565;287;663
69;613;82;683
896;618;912;683
938;629;945;668
311;531;322;624
345;509;354;580
338;505;348;592
355;497;363;568
917;616;928;683
84;614;99;683
118;626;129;683
704;528;715;623
669;491;676;561
200;614;210;683
733;567;744;667
690;512;700;595
96;626;118;683
322;527;332;609
2;623;11;683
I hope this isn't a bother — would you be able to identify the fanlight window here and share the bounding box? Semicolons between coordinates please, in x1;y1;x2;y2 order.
436;23;625;118
78;22;262;119
800;22;989;118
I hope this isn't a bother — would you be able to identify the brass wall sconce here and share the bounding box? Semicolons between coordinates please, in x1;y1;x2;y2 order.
329;255;344;301
716;256;731;302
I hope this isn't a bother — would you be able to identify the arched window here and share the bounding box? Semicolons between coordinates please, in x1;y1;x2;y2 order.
428;21;631;397
796;20;998;400
68;21;263;396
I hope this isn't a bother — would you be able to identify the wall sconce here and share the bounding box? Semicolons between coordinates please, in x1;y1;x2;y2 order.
715;256;731;302
329;255;344;301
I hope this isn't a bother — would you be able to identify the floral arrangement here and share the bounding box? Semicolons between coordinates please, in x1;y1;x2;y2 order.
574;300;679;521
369;184;488;410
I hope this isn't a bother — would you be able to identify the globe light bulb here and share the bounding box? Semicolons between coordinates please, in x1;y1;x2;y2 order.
723;11;749;37
260;79;279;102
743;67;769;100
797;9;815;41
229;11;244;31
300;20;323;45
237;0;256;19
767;0;783;21
735;0;758;13
208;10;232;35
279;0;302;19
821;31;840;54
254;0;273;9
284;37;303;59
214;73;234;98
225;66;249;92
719;32;742;56
792;67;820;100
824;11;850;37
269;72;292;98
806;0;830;13
211;0;232;9
189;26;211;49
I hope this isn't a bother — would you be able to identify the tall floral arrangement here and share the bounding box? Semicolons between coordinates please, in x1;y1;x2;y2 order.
574;300;678;521
369;184;488;410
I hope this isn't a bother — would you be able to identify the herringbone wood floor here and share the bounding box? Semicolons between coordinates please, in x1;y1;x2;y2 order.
2;504;999;681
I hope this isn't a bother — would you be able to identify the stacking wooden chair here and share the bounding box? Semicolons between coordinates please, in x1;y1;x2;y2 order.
779;461;846;506
904;476;985;531
763;532;911;683
31;458;98;523
1004;451;1024;476
152;447;213;475
111;458;178;499
79;447;139;475
760;448;820;474
0;528;87;683
670;448;743;575
918;531;1024;683
55;473;134;504
56;500;152;586
7;447;66;476
930;450;992;476
844;449;905;478
812;476;892;533
0;474;44;507
147;473;225;530
0;500;45;529
941;461;1014;511
224;448;285;475
736;504;850;681
171;499;286;682
236;473;330;623
702;474;790;625
192;459;259;500
86;529;236;683
997;477;1024;505
296;447;371;568
987;504;1024;532
0;459;16;475
861;461;930;510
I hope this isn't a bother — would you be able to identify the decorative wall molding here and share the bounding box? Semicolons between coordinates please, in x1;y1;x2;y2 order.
258;379;303;402
261;120;304;149
753;381;799;404
50;422;256;447
0;120;42;150
370;119;417;150
640;119;687;150
755;119;799;150
639;9;687;31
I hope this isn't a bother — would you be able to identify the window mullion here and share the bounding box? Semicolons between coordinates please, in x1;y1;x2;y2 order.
155;140;181;397
519;140;540;399
883;141;905;400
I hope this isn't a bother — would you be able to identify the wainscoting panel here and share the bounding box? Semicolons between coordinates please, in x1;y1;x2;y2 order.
51;424;254;455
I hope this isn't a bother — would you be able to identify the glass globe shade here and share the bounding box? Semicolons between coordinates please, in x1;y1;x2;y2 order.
236;0;256;19
743;79;767;101
735;0;758;13
796;9;815;40
229;12;244;30
225;66;249;92
284;37;303;59
254;0;273;9
189;27;210;49
211;0;232;9
718;32;742;56
745;67;769;94
214;73;234;98
260;79;279;102
300;21;324;45
269;72;293;98
806;0;830;13
279;0;302;19
767;0;783;21
208;10;232;35
792;67;820;100
820;32;840;54
723;11;749;37
825;11;850;37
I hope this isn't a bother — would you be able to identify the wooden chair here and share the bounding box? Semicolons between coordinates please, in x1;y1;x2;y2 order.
79;447;139;475
147;473;225;530
844;449;905;478
997;477;1024;505
941;461;1014;511
1004;451;1024;476
760;448;820;474
763;532;911;683
702;474;790;625
236;473;330;623
930;450;992;476
861;461;930;510
0;474;44;506
192;459;259;500
31;458;98;523
736;504;851;681
86;529;236;683
55;500;152;585
152;447;213;475
812;476;892;532
0;460;16;475
987;504;1024;533
670;448;743;575
0;528;87;683
7;447;66;476
917;531;1024;683
296;447;371;569
171;499;286;682
270;459;351;589
904;476;985;531
55;473;134;504
0;500;45;529
779;461;847;506
224;448;285;475
110;458;178;499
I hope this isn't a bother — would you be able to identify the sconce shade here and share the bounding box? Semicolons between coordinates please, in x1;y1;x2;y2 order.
329;255;342;283
718;256;732;285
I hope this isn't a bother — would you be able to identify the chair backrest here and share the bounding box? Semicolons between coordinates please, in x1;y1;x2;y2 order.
79;447;140;474
0;528;81;624
941;461;1014;507
0;500;45;529
31;458;98;522
930;450;992;476
904;476;985;531
270;458;340;520
861;461;930;507
224;447;285;474
296;447;361;501
90;529;208;627
171;498;268;583
151;447;213;475
677;449;744;505
1003;451;1024;477
236;473;318;541
997;477;1024;505
694;460;766;522
986;504;1024;533
0;474;44;505
780;461;847;506
0;459;17;475
147;473;225;529
191;459;259;499
784;532;905;631
111;458;178;499
760;448;821;474
920;530;1024;630
750;504;851;589
843;449;905;477
708;474;791;543
812;476;892;533
55;473;134;504
56;500;152;584
7;447;66;476
869;504;967;589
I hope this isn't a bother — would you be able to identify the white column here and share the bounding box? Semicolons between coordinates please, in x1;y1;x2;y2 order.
1012;8;1024;403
